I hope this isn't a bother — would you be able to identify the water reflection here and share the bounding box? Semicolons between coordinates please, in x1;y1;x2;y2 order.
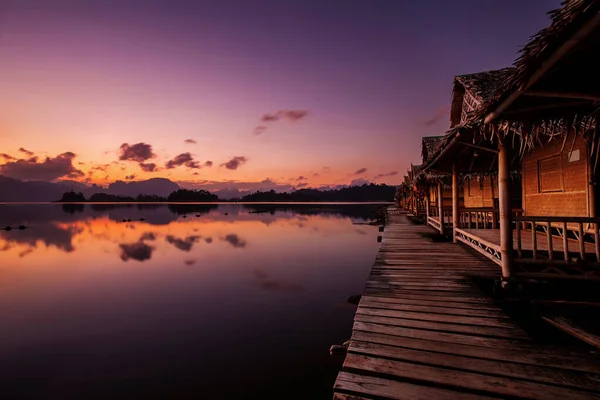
0;203;383;399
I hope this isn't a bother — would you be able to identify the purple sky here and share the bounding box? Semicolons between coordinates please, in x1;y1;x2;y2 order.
0;0;561;190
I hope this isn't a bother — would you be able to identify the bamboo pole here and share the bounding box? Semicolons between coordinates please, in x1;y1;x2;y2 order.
452;163;459;242
425;193;430;219
563;222;569;261
578;222;585;260
546;222;553;260
595;223;600;262
498;141;513;279
532;222;538;260
516;220;522;258
437;181;444;235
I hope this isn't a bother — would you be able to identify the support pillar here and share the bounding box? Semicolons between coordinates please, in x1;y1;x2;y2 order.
425;190;430;219
498;141;513;280
437;181;444;235
452;163;459;243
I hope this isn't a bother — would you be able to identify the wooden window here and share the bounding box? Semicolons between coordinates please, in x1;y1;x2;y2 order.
537;156;563;193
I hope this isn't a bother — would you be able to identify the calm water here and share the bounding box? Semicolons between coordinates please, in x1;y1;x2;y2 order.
0;203;382;399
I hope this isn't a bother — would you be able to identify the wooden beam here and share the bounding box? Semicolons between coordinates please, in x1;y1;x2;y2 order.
501;101;591;117
457;141;499;154
522;90;600;102
542;315;600;350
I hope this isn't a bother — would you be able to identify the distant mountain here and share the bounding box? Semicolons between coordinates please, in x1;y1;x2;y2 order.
241;183;397;202
104;178;180;198
0;176;181;202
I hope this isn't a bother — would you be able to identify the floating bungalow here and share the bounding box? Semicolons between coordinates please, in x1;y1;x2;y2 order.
401;0;600;283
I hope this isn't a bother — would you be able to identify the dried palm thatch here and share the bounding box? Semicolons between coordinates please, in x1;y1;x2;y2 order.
455;68;516;104
473;0;600;147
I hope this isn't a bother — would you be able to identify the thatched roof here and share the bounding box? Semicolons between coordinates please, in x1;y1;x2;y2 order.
480;0;600;125
455;68;515;104
421;136;445;163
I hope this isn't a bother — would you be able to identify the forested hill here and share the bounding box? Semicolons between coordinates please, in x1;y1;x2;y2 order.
240;183;396;202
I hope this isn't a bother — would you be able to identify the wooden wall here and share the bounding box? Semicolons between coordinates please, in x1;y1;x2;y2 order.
522;135;590;217
463;176;496;208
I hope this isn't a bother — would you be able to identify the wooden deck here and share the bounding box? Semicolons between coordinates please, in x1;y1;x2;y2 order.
332;208;600;399
463;228;598;258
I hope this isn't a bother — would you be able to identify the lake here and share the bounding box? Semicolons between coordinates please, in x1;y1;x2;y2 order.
0;203;383;399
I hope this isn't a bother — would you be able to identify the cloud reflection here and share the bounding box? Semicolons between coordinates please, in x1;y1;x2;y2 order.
165;235;201;251
252;269;305;293
119;242;154;262
221;234;246;248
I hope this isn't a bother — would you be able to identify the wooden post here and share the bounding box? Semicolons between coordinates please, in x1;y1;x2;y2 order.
425;190;430;219
563;222;569;261
578;222;585;261
516;220;522;258
498;141;513;279
532;222;538;260
452;163;459;242
547;222;553;260
437;181;444;235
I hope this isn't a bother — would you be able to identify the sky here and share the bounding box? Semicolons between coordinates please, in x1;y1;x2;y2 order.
0;0;562;192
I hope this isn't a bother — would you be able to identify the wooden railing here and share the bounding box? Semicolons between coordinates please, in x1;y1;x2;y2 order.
513;216;600;262
457;208;498;229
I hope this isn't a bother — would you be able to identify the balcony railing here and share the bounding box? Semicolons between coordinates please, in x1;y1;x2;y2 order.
514;216;600;262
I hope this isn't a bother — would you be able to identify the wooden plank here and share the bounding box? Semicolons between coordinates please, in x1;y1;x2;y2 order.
334;372;495;400
353;321;522;349
350;331;600;375
354;314;528;340
360;295;500;311
344;353;596;400
359;299;510;319
543;316;600;350
356;305;518;329
349;341;600;392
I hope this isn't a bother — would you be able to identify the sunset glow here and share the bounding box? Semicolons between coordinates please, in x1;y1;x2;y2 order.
0;0;560;192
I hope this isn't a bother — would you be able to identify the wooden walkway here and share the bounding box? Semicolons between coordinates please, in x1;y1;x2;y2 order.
333;208;600;399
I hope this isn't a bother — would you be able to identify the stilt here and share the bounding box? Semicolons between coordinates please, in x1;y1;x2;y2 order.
437;181;444;235
498;140;513;280
452;162;459;243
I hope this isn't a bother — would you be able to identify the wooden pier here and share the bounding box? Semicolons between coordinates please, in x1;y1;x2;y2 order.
333;208;600;399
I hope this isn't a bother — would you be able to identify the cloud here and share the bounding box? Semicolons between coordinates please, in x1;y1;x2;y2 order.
312;173;319;177
119;242;154;262
165;153;213;170
353;167;367;175
0;153;16;161
296;183;308;188
350;179;370;186
322;166;331;173
18;147;35;157
139;162;158;172
118;143;158;172
0;152;84;181
373;171;398;179
296;176;306;181
424;106;449;126
125;174;136;180
253;126;267;135
260;110;308;123
221;233;246;248
184;259;196;265
184;139;197;144
166;235;201;251
220;156;248;170
119;143;155;162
